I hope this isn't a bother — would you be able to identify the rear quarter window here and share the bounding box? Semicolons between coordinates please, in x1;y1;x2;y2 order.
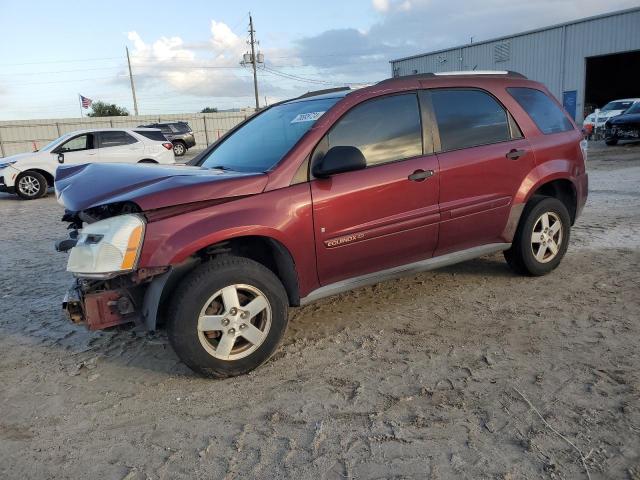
134;130;168;142
507;87;574;135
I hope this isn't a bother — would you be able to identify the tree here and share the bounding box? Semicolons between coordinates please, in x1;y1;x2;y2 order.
201;107;218;113
87;101;129;117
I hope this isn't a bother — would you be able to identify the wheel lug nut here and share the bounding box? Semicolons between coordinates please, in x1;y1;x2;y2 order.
229;308;238;315
228;328;236;335
241;312;248;319
239;324;247;330
222;318;230;326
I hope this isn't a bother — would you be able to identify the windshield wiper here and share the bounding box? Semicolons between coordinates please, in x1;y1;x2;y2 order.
209;165;236;171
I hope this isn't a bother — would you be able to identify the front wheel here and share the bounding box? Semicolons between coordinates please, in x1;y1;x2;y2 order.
16;171;48;200
605;138;618;146
504;196;571;276
167;256;289;378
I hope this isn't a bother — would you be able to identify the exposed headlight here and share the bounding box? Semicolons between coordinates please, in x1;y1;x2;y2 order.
0;160;17;169
67;214;145;277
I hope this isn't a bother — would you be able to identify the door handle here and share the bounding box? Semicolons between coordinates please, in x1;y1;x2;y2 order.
506;149;526;160
408;169;434;182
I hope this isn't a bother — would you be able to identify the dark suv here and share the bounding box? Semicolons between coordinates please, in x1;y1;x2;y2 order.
56;72;588;378
138;121;195;156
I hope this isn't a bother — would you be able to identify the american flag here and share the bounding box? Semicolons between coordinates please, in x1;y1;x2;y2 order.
79;94;92;109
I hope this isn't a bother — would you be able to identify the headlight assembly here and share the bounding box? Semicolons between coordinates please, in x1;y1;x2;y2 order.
0;160;17;169
67;214;145;277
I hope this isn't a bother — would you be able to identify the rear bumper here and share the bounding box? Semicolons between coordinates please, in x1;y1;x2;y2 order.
183;134;196;148
575;171;588;220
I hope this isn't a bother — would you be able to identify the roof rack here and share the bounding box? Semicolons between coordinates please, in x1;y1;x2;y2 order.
296;86;351;99
378;70;527;85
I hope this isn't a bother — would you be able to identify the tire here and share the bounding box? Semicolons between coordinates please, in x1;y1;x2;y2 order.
15;171;48;200
173;141;186;156
167;256;289;378
138;159;158;164
504;196;571;276
605;138;618;146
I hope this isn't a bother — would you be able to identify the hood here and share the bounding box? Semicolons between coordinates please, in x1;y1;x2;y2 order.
609;113;640;125
1;152;39;164
55;163;269;212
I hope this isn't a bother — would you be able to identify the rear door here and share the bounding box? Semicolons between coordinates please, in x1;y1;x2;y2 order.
97;130;144;163
311;93;440;286
427;88;535;255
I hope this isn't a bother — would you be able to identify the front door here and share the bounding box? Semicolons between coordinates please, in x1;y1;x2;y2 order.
427;88;536;255
53;132;97;164
311;93;440;286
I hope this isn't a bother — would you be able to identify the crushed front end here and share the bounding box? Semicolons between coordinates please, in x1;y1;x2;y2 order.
57;202;168;331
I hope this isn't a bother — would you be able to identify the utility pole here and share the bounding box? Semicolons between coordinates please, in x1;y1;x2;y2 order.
248;14;260;110
126;46;139;116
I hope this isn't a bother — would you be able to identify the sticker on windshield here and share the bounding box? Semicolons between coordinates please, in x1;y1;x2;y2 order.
291;111;325;123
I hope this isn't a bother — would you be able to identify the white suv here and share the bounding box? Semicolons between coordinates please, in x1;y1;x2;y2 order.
0;128;175;200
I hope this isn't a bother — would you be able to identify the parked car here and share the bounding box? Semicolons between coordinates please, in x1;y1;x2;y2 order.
604;101;640;145
138;121;196;157
583;98;640;130
0;128;175;200
55;71;588;378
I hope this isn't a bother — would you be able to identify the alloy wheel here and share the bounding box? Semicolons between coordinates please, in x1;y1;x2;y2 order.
18;175;41;197
530;211;563;263
197;284;272;361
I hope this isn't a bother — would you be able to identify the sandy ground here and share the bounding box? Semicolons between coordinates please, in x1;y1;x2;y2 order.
0;142;639;480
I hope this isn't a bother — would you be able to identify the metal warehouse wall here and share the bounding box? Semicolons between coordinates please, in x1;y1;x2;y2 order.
390;7;640;122
0;111;252;158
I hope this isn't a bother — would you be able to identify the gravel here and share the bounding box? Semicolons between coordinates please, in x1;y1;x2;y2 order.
1;141;639;479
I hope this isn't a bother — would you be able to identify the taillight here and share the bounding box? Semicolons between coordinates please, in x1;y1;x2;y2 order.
162;142;173;150
580;139;588;170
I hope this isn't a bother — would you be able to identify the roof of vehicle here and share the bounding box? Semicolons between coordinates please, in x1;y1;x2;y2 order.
54;127;164;137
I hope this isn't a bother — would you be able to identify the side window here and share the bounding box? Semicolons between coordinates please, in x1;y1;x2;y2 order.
58;134;94;152
431;89;511;152
99;131;138;148
507;87;574;134
326;94;422;167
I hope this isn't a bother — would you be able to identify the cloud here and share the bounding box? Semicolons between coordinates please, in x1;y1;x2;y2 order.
126;28;252;98
296;0;639;83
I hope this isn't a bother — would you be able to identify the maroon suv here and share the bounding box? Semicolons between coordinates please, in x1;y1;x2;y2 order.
55;72;588;378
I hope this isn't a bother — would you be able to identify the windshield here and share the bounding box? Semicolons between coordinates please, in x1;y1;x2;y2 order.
602;101;634;111
41;133;73;151
625;103;640;115
200;97;341;172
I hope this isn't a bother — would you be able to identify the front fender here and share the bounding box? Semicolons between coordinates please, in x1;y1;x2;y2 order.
138;183;320;296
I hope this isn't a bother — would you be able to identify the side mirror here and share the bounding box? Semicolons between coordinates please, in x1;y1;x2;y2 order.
312;146;366;178
57;153;65;164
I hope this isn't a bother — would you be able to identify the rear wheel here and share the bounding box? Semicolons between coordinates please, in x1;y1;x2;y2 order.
504;196;571;276
167;256;289;378
16;171;47;200
173;141;186;156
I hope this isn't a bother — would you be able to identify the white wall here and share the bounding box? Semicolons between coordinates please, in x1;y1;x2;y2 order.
0;112;251;158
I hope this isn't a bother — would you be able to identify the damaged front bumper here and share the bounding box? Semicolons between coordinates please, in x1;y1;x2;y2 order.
62;267;170;331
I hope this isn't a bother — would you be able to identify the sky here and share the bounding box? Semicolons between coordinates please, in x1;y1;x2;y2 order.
0;0;638;120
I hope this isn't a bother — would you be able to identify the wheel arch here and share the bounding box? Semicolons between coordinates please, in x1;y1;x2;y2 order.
148;234;301;330
196;235;300;307
20;168;54;187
